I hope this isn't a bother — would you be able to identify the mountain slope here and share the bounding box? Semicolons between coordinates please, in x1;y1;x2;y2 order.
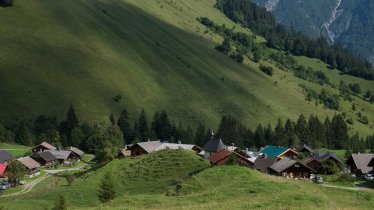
253;0;374;64
0;0;373;135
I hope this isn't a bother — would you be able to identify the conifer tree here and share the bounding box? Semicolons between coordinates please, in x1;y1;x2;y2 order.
97;172;117;203
274;118;286;146
117;108;134;144
137;109;149;141
109;113;116;126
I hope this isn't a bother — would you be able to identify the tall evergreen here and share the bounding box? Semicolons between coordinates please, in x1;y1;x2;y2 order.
284;118;295;147
97;172;117;203
295;114;307;143
324;117;333;148
264;124;274;145
274;118;286;146
194;123;206;147
117;108;134;144
254;124;265;149
66;105;79;131
137;109;149;141
109;113;116;126
331;114;349;149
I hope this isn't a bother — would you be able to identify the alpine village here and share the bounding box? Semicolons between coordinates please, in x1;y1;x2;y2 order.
1;0;374;209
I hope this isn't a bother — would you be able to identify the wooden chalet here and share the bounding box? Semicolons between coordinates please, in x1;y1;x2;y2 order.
0;150;12;164
128;141;163;156
253;155;279;173
17;156;41;175
208;148;253;167
32;150;57;167
296;144;315;156
346;153;374;175
269;157;315;179
69;147;85;160
303;152;343;173
48;150;76;164
118;148;131;158
32;142;56;153
260;145;299;159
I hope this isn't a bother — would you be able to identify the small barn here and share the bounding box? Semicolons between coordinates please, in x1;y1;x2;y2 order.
346;153;374;175
269;157;315;179
32;142;56;153
69;147;85;160
128;141;163;156
208;148;253;167
32;150;57;167
303;152;343;173
17;156;41;175
253;155;279;173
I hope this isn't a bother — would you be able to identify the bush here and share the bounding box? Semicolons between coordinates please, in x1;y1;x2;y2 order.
336;173;355;183
259;64;274;76
230;52;244;63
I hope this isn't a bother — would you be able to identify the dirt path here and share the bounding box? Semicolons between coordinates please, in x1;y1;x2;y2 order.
1;173;50;197
321;184;358;191
44;163;89;174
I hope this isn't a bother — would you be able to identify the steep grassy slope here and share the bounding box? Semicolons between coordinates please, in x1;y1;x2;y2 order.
1;150;374;209
0;0;373;134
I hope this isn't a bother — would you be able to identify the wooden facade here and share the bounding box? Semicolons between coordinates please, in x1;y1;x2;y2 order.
270;163;312;179
130;144;148;156
279;150;299;159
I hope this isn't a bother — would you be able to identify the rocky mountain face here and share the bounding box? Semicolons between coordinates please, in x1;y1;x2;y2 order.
252;0;374;64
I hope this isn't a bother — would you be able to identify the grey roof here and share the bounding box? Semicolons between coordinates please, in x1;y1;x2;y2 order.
136;141;163;153
17;156;41;170
69;147;85;156
254;155;278;173
0;150;12;163
350;154;374;174
36;142;56;150
40;151;57;161
154;143;201;152
203;138;225;153
270;157;315;173
315;152;342;163
296;144;315;154
48;150;72;160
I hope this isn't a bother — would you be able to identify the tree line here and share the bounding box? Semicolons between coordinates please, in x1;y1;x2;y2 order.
1;106;372;162
215;0;374;80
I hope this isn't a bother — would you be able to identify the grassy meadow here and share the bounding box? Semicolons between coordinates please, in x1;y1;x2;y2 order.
1;150;374;209
0;0;372;135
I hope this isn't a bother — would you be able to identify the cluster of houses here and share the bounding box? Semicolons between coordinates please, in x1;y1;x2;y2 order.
0;142;85;179
122;135;374;180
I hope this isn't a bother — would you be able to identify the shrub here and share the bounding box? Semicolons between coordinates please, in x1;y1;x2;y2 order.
336;173;355;183
259;64;274;76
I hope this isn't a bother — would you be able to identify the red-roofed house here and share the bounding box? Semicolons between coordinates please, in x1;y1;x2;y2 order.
208;149;253;167
0;163;7;177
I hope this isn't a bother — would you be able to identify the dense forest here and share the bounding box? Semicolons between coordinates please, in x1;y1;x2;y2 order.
215;0;374;80
1;106;373;162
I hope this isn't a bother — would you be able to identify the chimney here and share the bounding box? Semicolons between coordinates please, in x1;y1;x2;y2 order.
246;148;249;153
178;141;181;144
231;143;235;147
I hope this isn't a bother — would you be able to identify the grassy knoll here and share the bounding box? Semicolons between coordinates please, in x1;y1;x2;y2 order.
1;150;374;209
0;143;30;157
0;0;372;134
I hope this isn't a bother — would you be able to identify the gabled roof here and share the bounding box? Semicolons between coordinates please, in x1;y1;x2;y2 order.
296;144;315;154
18;156;41;170
48;150;72;160
315;152;342;163
260;145;290;157
203;138;225;153
69;147;85;156
348;154;374;174
208;149;231;164
269;157;315;173
254;155;278;173
154;143;201;152
39;151;57;161
0;150;12;163
135;141;163;153
33;142;56;150
0;163;7;176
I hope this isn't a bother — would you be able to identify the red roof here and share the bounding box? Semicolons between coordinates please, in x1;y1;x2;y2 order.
208;149;231;164
0;163;7;176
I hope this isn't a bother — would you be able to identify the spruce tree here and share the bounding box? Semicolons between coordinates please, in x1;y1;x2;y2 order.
66;105;79;131
295;114;307;142
324;117;333;148
117;108;134;144
137;109;149;141
274;118;286;146
52;194;67;210
97;172;117;203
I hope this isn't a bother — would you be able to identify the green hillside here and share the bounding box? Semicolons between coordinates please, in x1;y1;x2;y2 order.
0;0;373;135
1;150;374;209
